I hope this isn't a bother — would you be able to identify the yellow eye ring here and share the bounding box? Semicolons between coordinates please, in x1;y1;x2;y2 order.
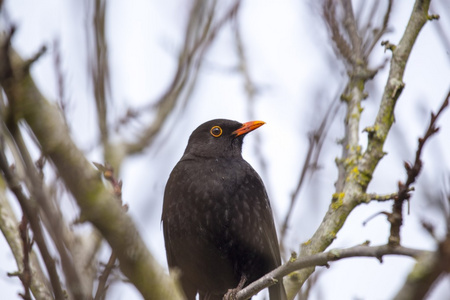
210;126;223;137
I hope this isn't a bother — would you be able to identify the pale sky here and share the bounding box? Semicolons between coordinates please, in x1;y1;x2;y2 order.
1;0;450;299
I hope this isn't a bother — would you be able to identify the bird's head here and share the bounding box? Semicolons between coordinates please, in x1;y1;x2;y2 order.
183;119;265;159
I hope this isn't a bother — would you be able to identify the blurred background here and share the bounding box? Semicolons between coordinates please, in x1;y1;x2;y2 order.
1;0;449;299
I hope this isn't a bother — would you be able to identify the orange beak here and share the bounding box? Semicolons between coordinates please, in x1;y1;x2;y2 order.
232;121;266;136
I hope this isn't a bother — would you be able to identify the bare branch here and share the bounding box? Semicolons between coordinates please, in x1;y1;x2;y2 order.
285;1;435;298
363;188;415;203
359;0;433;178
0;153;52;299
10;120;91;299
52;39;68;117
364;0;394;55
237;244;429;300
17;216;32;300
323;0;353;65
388;91;449;245
340;0;363;60
94;252;117;300
0;144;65;300
0;36;185;299
89;0;110;151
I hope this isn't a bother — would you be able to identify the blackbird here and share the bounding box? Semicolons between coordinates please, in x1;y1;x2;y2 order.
162;119;286;300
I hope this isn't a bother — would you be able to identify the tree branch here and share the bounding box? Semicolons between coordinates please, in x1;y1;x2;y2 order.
5;112;90;299
359;0;432;178
93;163;125;299
285;1;434;298
364;0;393;55
17;216;32;300
0;35;184;300
363;188;415;203
236;244;429;300
0;179;53;300
388;92;449;245
393;234;450;300
89;0;111;160
0;143;65;300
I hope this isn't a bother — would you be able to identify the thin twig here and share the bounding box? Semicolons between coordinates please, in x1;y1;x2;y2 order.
0;147;65;300
90;0;110;148
0;136;53;299
323;0;353;65
232;14;277;239
364;187;415;203
94;252;117;300
341;0;363;60
388;91;449;245
280;96;341;250
9;120;89;299
364;0;393;55
18;216;32;300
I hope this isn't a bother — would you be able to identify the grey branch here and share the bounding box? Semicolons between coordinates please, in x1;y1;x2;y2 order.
236;244;429;300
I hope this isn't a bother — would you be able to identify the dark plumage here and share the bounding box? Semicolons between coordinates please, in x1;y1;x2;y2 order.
162;119;286;300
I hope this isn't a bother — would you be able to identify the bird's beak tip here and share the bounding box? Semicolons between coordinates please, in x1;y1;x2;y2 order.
232;120;265;136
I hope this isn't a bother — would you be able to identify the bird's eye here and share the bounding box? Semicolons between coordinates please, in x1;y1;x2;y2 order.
210;126;222;137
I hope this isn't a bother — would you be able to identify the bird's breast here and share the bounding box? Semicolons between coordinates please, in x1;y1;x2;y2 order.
164;158;255;238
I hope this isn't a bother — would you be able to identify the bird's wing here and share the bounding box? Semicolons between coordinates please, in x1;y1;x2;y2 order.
238;162;287;300
161;185;175;269
240;162;282;266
